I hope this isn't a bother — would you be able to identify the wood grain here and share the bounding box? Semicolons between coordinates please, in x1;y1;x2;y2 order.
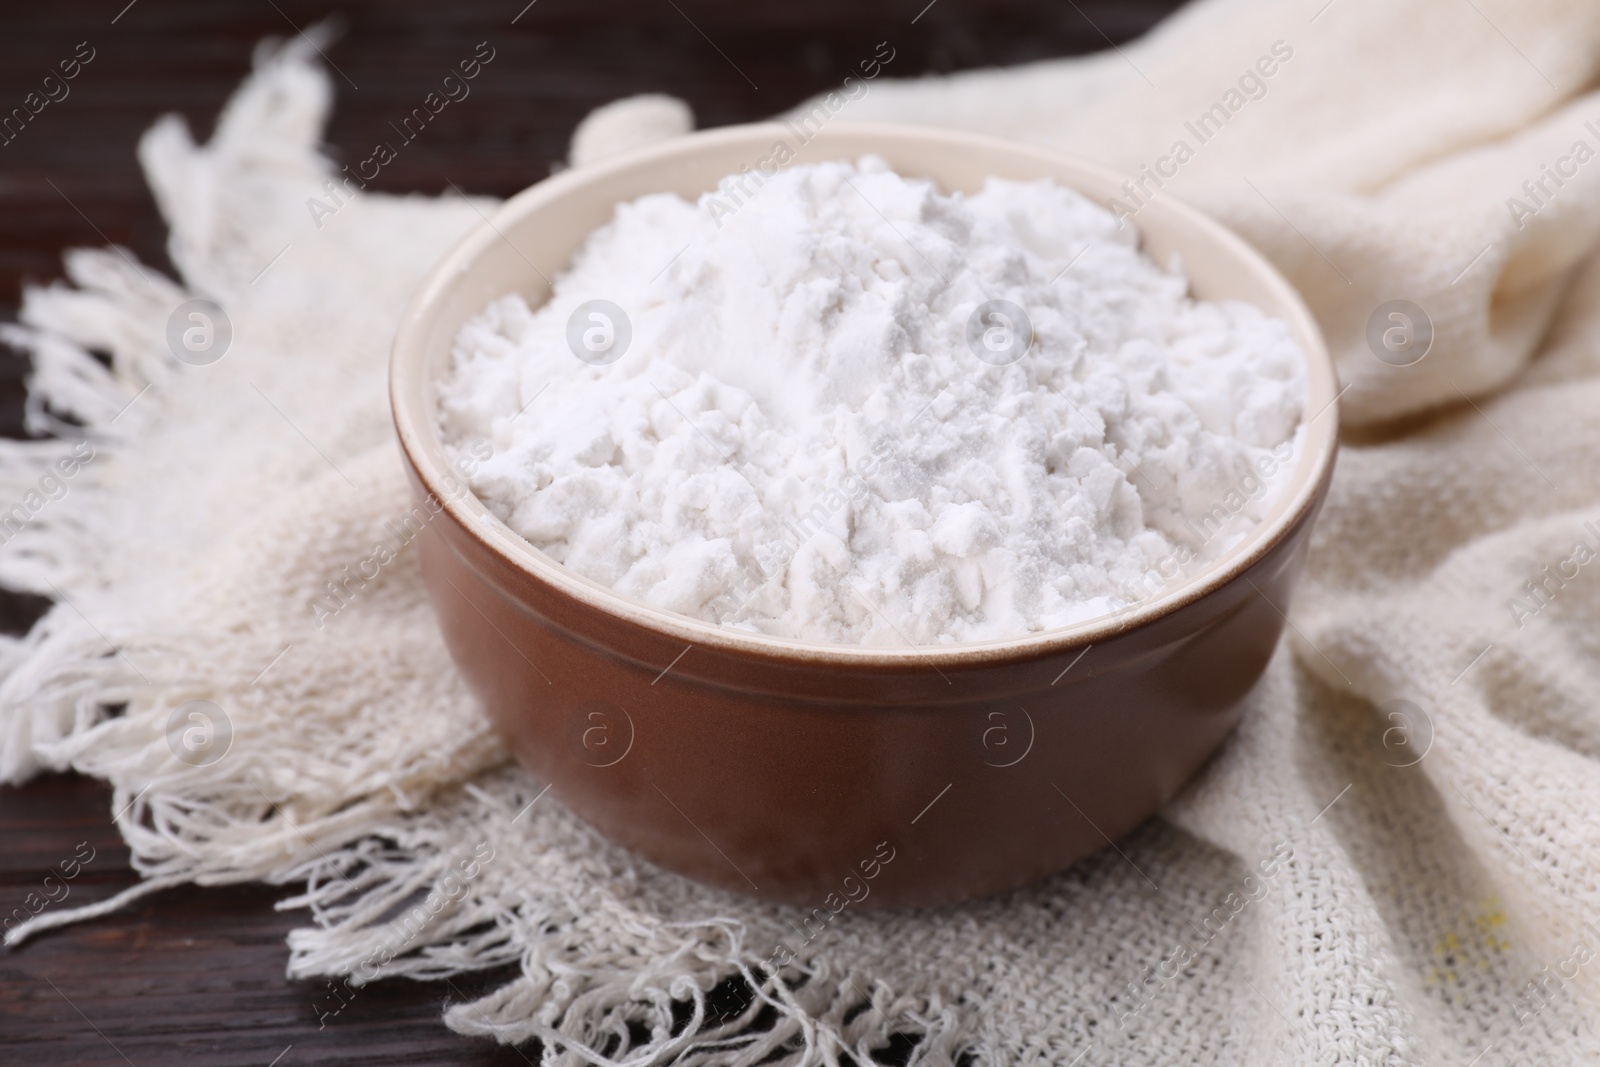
0;1;1182;1061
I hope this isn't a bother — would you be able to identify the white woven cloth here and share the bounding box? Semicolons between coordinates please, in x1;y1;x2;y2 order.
7;1;1600;1062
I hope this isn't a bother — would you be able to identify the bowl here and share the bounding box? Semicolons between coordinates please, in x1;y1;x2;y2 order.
390;122;1338;909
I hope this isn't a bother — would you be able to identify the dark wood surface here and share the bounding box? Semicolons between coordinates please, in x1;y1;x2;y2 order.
0;2;1183;1062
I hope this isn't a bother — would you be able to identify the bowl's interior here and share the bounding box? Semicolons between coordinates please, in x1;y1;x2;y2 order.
391;121;1338;665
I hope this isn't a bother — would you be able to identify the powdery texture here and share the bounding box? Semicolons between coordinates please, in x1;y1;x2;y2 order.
439;160;1305;645
6;11;1600;1067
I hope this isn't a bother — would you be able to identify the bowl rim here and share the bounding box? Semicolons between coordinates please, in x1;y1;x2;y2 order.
391;120;1338;668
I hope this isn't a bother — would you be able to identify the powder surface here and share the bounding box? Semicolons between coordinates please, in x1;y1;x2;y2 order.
437;157;1307;646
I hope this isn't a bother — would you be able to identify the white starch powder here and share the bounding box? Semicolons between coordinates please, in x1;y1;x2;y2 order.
437;157;1306;646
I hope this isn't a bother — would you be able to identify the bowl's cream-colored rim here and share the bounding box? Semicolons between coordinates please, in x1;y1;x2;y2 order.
391;122;1338;668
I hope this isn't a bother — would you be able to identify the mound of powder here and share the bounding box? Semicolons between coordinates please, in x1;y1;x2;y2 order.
436;156;1306;646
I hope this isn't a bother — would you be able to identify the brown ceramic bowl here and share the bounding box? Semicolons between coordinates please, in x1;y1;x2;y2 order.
390;122;1337;909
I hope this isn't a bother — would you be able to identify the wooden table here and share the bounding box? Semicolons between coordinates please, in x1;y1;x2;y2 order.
0;2;1181;1062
